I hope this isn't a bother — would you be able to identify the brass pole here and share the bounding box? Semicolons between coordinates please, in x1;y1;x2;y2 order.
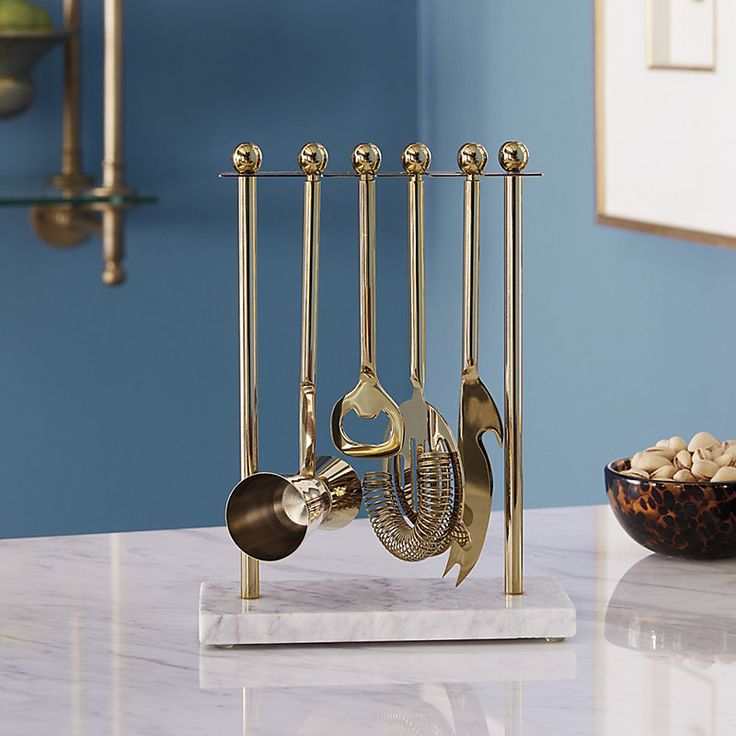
100;0;126;286
500;141;529;596
53;0;88;189
102;0;123;191
232;143;262;600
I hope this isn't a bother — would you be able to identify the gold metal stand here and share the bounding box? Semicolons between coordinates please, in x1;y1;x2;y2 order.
202;145;581;648
219;142;542;605
500;141;529;596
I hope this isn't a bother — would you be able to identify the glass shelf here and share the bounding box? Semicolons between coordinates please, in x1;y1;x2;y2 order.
0;177;157;207
219;171;543;179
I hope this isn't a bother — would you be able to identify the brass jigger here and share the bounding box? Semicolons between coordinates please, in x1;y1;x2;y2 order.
365;143;468;563
443;143;504;586
226;143;361;562
330;143;404;459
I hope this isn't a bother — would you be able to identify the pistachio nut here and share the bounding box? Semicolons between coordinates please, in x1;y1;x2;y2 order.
622;468;650;480
692;459;719;480
673;469;696;482
669;436;688;452
688;431;719;452
652;465;676;480
674;450;692;470
711;466;736;483
632;453;672;473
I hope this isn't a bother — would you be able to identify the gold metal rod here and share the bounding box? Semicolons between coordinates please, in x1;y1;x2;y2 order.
102;0;124;190
407;169;425;388
358;172;377;375
99;0;126;286
462;175;480;372
58;0;85;185
101;209;124;285
233;143;263;600
299;170;320;477
500;141;529;596
238;176;259;599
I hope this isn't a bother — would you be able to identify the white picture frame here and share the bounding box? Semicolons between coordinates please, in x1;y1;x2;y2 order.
595;0;735;248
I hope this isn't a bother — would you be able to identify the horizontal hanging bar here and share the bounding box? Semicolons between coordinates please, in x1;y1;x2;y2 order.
219;171;543;179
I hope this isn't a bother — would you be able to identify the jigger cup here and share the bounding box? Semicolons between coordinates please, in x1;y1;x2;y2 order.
226;142;361;563
226;455;361;561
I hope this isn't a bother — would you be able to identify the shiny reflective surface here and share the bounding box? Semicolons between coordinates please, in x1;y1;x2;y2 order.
444;144;504;587
233;142;261;597
501;143;527;595
368;143;465;564
226;145;360;564
2;506;735;734
330;143;404;459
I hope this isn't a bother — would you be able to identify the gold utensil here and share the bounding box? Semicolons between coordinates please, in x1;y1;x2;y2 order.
364;143;468;562
226;143;361;562
330;143;404;459
443;143;504;586
499;140;529;595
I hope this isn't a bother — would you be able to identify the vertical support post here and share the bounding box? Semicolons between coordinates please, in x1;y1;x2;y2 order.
100;0;126;286
232;143;263;600
53;0;88;189
102;0;124;191
500;141;529;596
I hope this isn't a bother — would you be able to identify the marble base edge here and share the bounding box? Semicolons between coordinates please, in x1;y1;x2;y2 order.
199;576;577;647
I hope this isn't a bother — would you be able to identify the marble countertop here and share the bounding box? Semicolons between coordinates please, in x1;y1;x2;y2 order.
1;505;734;734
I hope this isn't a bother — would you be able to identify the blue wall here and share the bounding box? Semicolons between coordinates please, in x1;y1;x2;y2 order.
2;1;734;538
0;0;417;537
418;1;736;511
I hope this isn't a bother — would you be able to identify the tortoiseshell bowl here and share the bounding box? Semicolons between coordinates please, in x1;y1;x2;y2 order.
605;459;736;559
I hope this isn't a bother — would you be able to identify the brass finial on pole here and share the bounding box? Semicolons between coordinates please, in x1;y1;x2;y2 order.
232;142;262;600
499;140;529;595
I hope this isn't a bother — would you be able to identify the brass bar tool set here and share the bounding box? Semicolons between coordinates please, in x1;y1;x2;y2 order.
222;139;536;600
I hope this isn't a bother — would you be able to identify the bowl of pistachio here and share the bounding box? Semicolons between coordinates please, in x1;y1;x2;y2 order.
606;432;736;559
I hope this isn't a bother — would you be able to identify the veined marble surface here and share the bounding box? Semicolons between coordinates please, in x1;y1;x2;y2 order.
200;576;576;645
1;506;735;734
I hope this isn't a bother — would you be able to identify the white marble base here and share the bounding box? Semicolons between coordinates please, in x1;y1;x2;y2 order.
199;576;576;646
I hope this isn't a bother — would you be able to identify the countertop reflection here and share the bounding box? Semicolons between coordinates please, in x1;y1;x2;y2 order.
1;506;734;734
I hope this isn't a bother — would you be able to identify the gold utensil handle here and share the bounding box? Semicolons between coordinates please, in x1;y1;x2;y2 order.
329;143;404;459
353;142;382;375
458;142;488;373
462;176;481;373
298;143;328;477
358;174;377;375
232;142;262;600
500;140;529;596
402;143;431;388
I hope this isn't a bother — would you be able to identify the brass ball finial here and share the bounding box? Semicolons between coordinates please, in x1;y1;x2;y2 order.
498;141;529;172
457;143;488;175
351;143;381;176
298;142;328;176
102;260;125;286
401;142;431;175
232;142;262;174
